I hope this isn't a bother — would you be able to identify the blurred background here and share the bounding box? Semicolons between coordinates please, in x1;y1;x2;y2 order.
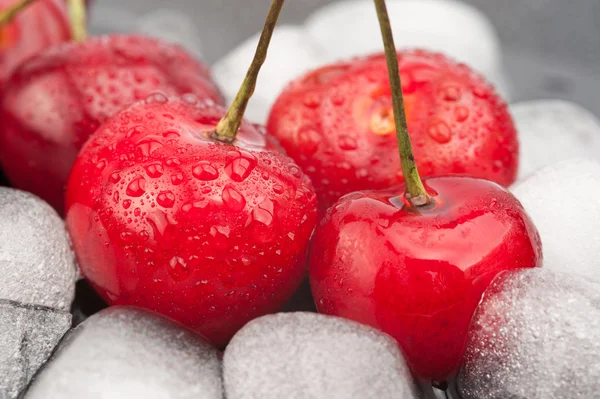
89;0;600;114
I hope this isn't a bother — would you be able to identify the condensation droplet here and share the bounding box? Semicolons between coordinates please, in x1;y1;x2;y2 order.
145;92;168;104
145;162;164;178
221;185;246;212
338;135;358;151
156;190;175;208
225;151;257;182
126;176;146;197
428;121;452;144
192;161;219;181
168;256;189;282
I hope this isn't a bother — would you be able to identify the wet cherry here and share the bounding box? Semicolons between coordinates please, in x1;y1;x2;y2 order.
267;48;517;211
66;0;317;346
0;0;223;213
0;0;70;91
309;0;541;382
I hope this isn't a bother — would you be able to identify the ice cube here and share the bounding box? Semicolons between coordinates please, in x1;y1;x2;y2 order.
137;9;204;59
223;312;418;399
512;100;600;180
0;188;78;311
458;268;600;399
25;306;222;399
0;300;71;399
512;159;600;281
304;0;509;97
213;25;326;124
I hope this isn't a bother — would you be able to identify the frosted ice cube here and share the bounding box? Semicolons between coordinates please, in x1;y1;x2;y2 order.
304;0;509;96
224;312;418;399
512;159;600;281
213;25;326;124
0;188;78;311
25;307;222;399
0;300;71;399
512;100;600;180
458;268;600;399
137;9;204;59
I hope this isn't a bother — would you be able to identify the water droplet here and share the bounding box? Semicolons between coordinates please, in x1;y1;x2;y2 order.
170;173;184;185
136;137;163;157
109;172;121;183
127;125;145;138
225;151;257;182
192;161;219;181
296;125;322;156
338;135;358;150
145;162;164;178
287;232;295;241
273;184;284;194
441;84;462;101
182;93;199;105
126;176;146;197
120;230;135;242
96;159;107;171
209;225;231;250
454;106;470;122
473;85;489;99
221;185;246;212
166;157;181;166
122;199;132;209
145;92;168;104
246;198;276;243
288;164;301;178
303;92;321;109
331;90;345;106
428;121;452;144
162;130;180;139
168;256;189;282
156;191;175;208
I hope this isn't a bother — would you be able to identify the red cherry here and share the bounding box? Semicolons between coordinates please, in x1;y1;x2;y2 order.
309;176;542;380
267;49;518;211
0;34;224;213
0;0;70;91
65;95;317;346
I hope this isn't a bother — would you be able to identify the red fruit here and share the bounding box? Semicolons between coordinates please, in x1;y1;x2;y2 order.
309;176;542;380
0;35;224;213
267;50;518;211
65;95;318;347
0;0;70;91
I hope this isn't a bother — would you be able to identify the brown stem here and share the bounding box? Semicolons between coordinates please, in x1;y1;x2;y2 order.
68;0;87;42
0;0;39;27
373;0;430;207
212;0;285;143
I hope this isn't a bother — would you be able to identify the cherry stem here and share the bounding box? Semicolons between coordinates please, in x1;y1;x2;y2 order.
68;0;87;43
213;0;285;143
0;0;39;27
374;0;430;207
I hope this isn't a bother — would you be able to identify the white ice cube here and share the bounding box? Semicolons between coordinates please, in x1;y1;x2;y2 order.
223;312;418;399
213;25;326;124
305;0;507;95
0;188;78;311
511;100;600;180
25;307;222;399
459;268;600;399
137;9;204;59
0;300;71;399
512;159;600;281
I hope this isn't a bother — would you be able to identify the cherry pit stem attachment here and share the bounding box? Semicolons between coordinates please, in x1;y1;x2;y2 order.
373;0;431;207
213;0;285;143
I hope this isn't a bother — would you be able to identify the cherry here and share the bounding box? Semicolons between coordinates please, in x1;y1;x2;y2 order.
267;40;517;212
0;0;223;213
66;0;318;347
0;0;70;91
308;0;541;382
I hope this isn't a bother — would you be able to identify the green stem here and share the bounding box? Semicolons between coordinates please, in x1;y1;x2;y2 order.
213;0;285;143
0;0;39;28
373;0;430;207
68;0;87;42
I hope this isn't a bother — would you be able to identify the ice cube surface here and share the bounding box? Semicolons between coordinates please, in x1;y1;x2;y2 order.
459;268;600;399
0;300;71;399
0;188;77;310
512;100;600;179
304;0;509;96
512;159;600;281
213;25;326;124
137;9;204;59
25;307;222;399
223;312;418;399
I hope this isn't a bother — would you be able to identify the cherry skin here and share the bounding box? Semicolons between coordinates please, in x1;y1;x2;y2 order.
66;95;318;347
267;49;518;211
0;34;224;213
309;176;542;381
0;0;70;91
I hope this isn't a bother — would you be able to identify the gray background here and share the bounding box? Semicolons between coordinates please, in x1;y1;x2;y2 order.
89;0;600;114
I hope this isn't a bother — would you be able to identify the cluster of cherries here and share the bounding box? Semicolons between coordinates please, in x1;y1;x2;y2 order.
0;0;542;383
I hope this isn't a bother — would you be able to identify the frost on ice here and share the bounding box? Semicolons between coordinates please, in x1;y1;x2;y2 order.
224;312;418;399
